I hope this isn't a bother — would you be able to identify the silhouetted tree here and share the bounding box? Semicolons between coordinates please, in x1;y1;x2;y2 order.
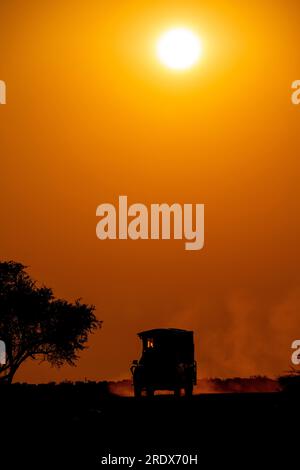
0;261;101;383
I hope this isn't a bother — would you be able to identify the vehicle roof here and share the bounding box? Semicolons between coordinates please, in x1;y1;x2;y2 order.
138;328;193;338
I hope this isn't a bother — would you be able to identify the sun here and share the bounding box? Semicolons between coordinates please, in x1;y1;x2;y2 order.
157;28;202;71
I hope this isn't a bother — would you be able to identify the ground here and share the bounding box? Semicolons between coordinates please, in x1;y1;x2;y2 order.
1;383;298;467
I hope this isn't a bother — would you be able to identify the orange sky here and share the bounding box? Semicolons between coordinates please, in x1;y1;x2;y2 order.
1;0;300;382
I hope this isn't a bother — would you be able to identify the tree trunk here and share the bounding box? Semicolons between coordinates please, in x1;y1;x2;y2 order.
0;365;19;384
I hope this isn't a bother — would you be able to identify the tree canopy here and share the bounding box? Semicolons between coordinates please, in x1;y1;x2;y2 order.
0;261;101;383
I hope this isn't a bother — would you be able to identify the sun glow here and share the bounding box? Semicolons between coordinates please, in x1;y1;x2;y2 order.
157;28;202;71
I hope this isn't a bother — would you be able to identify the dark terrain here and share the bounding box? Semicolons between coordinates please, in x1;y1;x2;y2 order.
1;381;299;467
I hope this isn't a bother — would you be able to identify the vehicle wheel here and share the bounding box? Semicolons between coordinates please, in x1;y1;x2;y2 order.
184;383;193;397
134;386;141;398
146;388;154;397
174;387;181;397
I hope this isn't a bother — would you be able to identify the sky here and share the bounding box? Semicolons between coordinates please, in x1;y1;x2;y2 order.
0;0;300;382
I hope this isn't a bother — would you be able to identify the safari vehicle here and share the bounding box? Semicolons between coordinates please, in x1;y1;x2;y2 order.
130;328;197;397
